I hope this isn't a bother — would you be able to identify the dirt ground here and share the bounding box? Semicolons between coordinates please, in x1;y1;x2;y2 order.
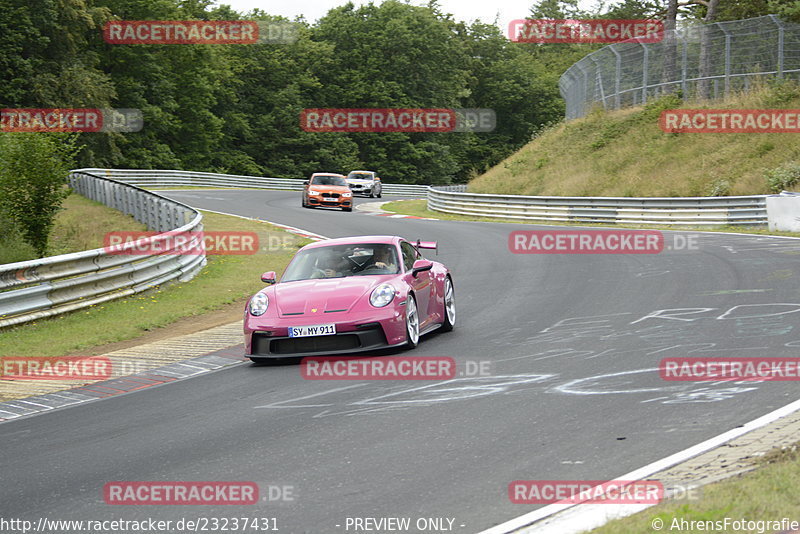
73;298;247;356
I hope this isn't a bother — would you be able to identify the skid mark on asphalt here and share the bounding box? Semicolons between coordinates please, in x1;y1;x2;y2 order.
553;368;758;404
468;303;800;408
255;374;555;417
252;365;767;418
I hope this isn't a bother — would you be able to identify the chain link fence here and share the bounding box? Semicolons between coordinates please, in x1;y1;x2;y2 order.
560;15;800;119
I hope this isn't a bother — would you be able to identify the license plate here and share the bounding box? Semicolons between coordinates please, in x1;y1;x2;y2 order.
289;324;336;338
323;198;338;202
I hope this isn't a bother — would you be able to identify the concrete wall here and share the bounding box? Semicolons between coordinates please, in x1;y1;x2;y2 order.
767;193;800;232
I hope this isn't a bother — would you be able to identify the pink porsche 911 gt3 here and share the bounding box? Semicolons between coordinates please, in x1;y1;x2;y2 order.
244;235;455;361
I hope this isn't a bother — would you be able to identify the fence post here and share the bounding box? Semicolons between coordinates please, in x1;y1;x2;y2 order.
611;45;622;110
640;43;649;105
575;61;591;117
681;28;688;98
589;55;607;110
719;23;731;97
770;14;785;78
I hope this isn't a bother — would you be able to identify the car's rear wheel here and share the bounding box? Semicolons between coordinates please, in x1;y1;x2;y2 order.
440;276;455;332
405;294;419;349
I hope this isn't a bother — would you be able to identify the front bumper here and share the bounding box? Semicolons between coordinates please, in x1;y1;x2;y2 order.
347;184;374;196
244;306;407;358
307;196;351;207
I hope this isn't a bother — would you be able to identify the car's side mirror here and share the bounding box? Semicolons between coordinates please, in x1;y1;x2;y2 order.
411;259;433;278
303;180;309;185
261;271;277;284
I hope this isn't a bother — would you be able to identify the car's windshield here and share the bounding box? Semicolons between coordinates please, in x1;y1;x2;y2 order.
282;243;400;281
311;175;347;186
348;173;373;181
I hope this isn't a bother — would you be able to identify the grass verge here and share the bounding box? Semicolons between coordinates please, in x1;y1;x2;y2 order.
469;80;800;197
592;442;800;533
0;192;147;264
0;210;306;357
382;199;800;238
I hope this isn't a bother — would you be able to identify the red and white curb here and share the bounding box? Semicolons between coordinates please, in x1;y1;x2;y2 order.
0;347;245;424
356;201;439;220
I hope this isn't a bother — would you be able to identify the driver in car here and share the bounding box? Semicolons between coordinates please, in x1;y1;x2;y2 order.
365;246;398;272
309;251;352;278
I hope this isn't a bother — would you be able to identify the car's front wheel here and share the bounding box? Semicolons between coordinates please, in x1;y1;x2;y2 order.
377;188;382;198
440;276;455;332
343;206;352;212
405;294;419;349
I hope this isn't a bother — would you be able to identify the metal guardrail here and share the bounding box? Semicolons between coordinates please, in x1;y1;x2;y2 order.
74;168;431;197
0;172;206;329
427;187;767;226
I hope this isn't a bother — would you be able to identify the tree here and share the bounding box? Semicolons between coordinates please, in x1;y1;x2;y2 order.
697;0;720;99
661;0;679;94
0;133;81;256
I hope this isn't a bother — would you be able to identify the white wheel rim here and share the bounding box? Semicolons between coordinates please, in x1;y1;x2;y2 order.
407;297;419;345
445;278;455;325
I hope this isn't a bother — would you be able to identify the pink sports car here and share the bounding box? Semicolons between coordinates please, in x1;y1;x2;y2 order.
244;235;455;361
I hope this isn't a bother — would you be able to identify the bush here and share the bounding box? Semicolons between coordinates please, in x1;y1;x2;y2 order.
760;79;800;107
641;92;684;121
0;133;82;257
708;178;733;196
765;162;800;193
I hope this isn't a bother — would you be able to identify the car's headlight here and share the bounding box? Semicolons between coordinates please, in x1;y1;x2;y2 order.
369;284;395;307
249;293;269;316
342;192;352;198
308;189;320;195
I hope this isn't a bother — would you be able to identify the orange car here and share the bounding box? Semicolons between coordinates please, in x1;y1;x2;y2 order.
302;173;353;212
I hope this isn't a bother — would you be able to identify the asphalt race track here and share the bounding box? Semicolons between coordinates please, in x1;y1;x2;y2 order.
3;189;800;533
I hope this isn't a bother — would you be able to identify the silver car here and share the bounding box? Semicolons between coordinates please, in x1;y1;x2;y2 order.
346;170;383;198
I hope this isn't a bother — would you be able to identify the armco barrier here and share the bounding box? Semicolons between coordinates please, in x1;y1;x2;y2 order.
427;187;768;226
73;168;431;197
0;172;206;329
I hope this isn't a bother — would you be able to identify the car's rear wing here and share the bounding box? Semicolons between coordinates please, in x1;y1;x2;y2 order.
416;240;437;254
